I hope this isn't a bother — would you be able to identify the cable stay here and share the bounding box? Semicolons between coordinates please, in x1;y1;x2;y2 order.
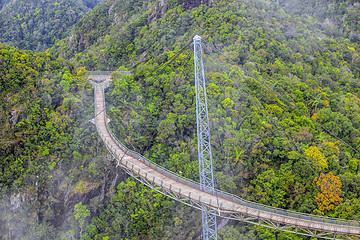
100;41;193;164
202;39;360;156
91;37;360;239
201;41;360;224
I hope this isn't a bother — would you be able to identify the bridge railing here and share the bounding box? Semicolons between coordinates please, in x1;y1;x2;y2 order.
95;84;359;228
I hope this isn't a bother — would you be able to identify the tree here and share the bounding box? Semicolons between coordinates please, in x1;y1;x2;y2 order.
304;146;328;170
74;202;90;238
156;112;177;142
313;172;343;211
221;97;235;110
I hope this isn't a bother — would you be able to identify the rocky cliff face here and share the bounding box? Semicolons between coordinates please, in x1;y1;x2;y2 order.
0;156;126;239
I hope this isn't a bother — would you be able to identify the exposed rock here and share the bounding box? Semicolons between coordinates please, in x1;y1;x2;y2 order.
10;193;21;212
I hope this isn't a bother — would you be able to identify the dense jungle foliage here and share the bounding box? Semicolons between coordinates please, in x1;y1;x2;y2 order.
2;0;360;239
278;0;360;42
0;43;103;238
0;43;92;187
0;43;209;240
0;0;102;51
52;0;360;238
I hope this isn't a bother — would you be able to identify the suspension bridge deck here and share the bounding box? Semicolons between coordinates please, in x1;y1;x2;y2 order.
93;81;360;240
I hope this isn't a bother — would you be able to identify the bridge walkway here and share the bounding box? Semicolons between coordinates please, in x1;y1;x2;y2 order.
94;82;360;240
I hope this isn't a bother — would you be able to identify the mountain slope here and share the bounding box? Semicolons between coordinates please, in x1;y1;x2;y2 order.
0;43;100;238
0;0;102;51
0;43;201;240
278;0;360;42
2;0;360;239
49;0;360;238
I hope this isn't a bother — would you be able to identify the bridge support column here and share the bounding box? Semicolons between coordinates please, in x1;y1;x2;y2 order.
194;35;218;240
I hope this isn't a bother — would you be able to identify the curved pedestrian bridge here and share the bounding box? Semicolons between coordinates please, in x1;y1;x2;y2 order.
93;81;360;240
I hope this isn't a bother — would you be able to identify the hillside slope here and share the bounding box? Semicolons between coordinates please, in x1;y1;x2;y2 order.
0;0;102;51
2;0;359;239
49;0;360;238
0;43;107;239
278;0;360;42
0;43;204;240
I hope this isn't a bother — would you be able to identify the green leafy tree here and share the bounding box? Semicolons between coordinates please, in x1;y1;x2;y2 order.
304;146;328;171
74;202;90;238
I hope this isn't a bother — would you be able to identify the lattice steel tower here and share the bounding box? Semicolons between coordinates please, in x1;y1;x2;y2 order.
193;35;218;240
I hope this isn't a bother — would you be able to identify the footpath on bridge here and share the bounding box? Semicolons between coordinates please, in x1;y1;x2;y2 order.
92;75;360;240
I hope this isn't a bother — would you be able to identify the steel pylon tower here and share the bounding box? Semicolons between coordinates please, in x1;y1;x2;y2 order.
194;35;218;240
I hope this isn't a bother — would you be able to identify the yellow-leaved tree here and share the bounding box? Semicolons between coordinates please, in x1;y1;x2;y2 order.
313;172;343;211
304;146;328;170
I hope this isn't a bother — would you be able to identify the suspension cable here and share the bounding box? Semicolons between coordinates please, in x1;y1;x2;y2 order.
205;63;235;195
113;43;193;171
203;39;360;156
137;50;193;155
203;44;360;223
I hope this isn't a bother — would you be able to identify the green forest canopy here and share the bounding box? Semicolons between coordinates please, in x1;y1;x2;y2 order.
1;0;360;239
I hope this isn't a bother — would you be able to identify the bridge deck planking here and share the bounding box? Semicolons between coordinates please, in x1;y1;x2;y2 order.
94;84;360;238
